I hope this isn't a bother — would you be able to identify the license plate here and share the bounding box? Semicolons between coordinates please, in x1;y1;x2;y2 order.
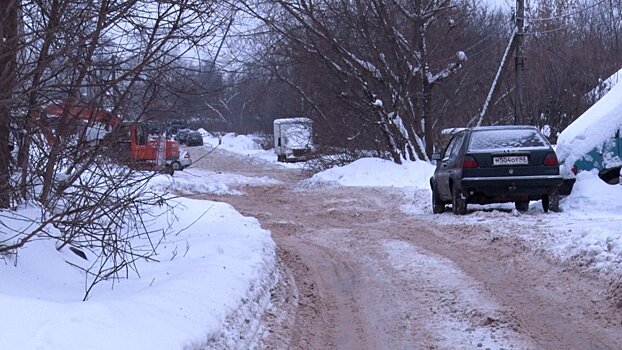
493;155;528;166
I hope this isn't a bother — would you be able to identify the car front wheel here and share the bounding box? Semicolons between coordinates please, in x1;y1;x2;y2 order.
432;183;445;214
451;186;467;215
171;161;182;171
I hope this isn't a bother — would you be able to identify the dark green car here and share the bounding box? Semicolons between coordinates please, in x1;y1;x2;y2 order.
430;126;563;215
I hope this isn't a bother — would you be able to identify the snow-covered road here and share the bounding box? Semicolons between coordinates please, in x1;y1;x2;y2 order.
191;145;622;349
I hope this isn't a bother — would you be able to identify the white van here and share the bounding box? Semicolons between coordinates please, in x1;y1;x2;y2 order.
273;117;313;162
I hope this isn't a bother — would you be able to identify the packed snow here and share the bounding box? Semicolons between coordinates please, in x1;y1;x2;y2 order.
2;130;622;349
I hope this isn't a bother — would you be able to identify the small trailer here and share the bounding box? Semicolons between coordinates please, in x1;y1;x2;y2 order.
273;117;313;162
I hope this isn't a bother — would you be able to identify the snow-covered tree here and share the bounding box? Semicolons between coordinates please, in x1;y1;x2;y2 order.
237;0;468;163
0;0;236;299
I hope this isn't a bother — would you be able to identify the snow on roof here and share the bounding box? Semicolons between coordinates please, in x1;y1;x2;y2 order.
556;73;622;170
585;67;622;102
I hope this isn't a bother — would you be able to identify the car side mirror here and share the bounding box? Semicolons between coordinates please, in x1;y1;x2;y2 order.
432;153;441;161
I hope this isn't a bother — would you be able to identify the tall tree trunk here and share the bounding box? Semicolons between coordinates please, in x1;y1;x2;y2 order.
0;0;18;208
422;77;434;158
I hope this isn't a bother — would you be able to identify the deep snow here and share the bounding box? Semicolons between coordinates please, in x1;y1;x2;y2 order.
2;132;622;349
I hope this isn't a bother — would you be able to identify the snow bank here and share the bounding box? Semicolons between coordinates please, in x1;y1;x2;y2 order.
0;194;277;350
203;133;304;168
220;133;263;150
307;157;435;188
151;168;281;196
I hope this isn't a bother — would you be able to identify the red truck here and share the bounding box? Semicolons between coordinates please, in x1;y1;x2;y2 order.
42;102;180;174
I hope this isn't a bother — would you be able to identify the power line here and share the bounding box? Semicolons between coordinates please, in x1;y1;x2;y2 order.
521;0;609;22
526;5;614;35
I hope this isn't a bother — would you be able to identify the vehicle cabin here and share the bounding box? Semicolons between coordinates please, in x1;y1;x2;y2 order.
273;117;313;162
573;129;622;184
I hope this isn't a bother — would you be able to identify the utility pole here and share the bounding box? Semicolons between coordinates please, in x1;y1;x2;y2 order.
473;0;527;127
515;0;525;125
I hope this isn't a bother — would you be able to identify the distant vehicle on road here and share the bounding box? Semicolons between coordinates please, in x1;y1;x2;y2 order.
430;125;563;215
175;129;191;144
167;120;188;135
273;117;313;162
186;131;204;146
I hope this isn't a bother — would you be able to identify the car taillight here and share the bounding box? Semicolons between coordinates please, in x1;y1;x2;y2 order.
461;155;479;168
571;164;578;175
184;153;190;159
543;153;559;166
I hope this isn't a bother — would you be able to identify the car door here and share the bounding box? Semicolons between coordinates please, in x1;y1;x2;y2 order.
436;131;466;199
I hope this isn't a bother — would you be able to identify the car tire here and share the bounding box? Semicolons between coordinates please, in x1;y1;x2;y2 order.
543;192;560;213
451;185;466;215
171;161;182;171
432;183;445;214
515;200;529;212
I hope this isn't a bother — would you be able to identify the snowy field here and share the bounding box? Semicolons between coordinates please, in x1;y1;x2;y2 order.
2;131;622;349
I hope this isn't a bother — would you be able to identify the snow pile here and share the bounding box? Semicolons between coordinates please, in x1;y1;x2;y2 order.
306;157;435;188
553;172;622;275
203;133;304;168
220;133;264;150
586;67;622;102
0;191;277;350
151;168;281;196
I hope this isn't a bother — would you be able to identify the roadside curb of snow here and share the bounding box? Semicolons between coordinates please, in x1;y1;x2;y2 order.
191;247;278;350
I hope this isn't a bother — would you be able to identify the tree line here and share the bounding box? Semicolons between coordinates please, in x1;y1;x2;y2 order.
217;0;622;162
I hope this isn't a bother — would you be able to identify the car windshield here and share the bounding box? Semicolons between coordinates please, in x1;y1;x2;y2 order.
468;129;548;151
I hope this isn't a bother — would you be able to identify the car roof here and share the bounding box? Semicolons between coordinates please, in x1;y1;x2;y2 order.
471;125;538;131
442;125;539;135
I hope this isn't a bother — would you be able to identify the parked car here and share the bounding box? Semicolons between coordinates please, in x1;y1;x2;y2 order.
174;129;191;144
430;125;563;215
170;149;191;171
186;131;204;146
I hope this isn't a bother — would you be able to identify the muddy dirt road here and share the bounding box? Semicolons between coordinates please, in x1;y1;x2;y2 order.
192;147;622;349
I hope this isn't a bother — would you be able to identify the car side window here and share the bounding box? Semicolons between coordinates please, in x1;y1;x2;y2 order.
443;137;457;159
450;133;465;157
443;133;464;159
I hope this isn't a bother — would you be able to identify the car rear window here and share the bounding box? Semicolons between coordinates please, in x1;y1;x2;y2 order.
468;129;549;151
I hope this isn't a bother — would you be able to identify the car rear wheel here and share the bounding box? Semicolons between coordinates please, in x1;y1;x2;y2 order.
451;186;467;215
515;200;529;212
171;161;182;171
542;192;560;213
432;184;445;214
